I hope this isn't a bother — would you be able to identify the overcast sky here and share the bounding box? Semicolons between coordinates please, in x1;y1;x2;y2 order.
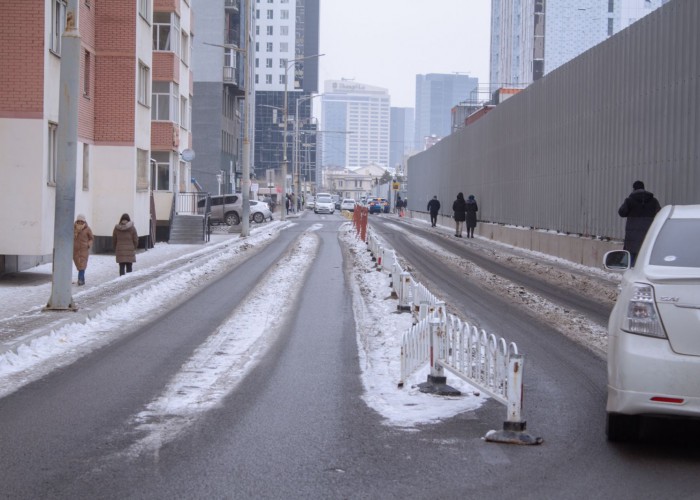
317;0;492;109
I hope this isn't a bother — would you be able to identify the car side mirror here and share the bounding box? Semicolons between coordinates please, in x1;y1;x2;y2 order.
603;250;630;271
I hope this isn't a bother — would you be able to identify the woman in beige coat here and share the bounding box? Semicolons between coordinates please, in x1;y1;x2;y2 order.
113;213;138;276
73;214;94;286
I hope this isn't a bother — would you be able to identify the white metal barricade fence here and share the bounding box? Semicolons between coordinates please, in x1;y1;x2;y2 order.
363;225;540;443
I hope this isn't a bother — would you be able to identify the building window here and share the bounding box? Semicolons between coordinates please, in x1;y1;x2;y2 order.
281;10;289;20
280;26;289;36
138;0;150;22
153;12;181;54
266;58;273;68
267;25;274;35
255;58;259;68
266;42;273;52
256;9;260;19
151;82;179;121
181;31;190;66
267;9;273;19
82;144;90;190
255;42;260;52
138;61;150;106
608;0;614;13
256;25;260;35
255;74;259;84
279;75;286;84
83;50;91;97
180;96;189;129
136;149;149;191
225;48;237;68
266;74;272;84
608;17;614;36
51;0;66;54
150;152;170;191
280;42;288;53
48;122;58;185
280;58;287;68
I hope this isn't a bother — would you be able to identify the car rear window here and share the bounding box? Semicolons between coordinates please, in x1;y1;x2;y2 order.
649;219;700;267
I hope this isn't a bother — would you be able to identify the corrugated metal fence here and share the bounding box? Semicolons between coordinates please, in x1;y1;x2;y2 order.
408;0;700;241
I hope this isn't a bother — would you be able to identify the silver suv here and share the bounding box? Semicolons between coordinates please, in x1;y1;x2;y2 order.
198;194;243;226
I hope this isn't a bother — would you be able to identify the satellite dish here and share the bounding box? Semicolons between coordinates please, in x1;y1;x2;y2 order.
181;149;195;162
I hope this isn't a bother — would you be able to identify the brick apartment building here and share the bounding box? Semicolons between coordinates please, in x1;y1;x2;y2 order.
0;0;193;273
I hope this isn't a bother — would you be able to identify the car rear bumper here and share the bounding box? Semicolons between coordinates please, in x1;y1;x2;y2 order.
607;332;700;416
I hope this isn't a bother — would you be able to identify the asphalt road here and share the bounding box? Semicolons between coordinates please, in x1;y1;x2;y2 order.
1;213;700;499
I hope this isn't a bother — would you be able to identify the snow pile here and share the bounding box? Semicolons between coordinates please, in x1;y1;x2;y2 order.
340;224;485;428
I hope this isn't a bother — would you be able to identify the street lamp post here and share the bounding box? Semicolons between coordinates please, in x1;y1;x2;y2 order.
281;53;324;221
293;93;322;211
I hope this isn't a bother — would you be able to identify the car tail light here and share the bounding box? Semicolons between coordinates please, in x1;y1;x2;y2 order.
622;284;667;338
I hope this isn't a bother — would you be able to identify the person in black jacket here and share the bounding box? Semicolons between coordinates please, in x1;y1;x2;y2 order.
452;192;467;237
618;180;661;265
465;195;478;238
427;195;441;227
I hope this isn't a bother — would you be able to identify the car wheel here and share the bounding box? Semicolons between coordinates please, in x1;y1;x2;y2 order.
606;412;639;442
253;212;264;223
225;211;240;226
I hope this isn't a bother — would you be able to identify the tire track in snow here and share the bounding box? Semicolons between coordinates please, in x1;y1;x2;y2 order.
121;227;321;457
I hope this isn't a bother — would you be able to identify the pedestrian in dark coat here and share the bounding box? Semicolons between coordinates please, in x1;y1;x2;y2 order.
618;180;661;265
113;213;138;276
427;195;441;227
465;195;478;238
452;192;467;237
73;214;94;286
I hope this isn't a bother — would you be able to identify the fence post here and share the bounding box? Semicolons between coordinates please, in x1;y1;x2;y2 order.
485;354;543;445
428;315;444;381
397;272;411;311
418;310;460;396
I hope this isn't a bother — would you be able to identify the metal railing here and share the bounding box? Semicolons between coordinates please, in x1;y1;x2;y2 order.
362;223;541;444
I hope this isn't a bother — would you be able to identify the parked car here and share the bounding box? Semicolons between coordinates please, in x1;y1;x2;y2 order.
603;204;700;441
249;200;273;223
198;194;242;226
314;195;335;214
340;198;356;211
306;196;315;209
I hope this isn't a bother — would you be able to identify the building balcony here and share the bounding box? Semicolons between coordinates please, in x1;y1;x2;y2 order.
223;66;239;86
225;0;240;12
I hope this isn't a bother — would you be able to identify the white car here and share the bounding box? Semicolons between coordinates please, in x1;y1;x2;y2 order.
314;195;335;214
249;200;272;223
340;198;356;211
603;204;700;441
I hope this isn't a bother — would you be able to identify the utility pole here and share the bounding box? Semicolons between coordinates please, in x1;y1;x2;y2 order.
47;0;80;310
239;0;253;237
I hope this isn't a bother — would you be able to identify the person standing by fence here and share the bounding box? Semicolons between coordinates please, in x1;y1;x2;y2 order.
427;195;440;227
618;180;661;265
452;192;466;237
465;195;478;238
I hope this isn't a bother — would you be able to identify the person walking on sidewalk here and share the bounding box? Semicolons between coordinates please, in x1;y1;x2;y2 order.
113;213;138;276
618;180;661;266
73;214;94;286
465;195;478;238
452;192;467;237
427;195;441;227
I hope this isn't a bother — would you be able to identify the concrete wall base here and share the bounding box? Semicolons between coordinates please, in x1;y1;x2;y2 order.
410;211;621;269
